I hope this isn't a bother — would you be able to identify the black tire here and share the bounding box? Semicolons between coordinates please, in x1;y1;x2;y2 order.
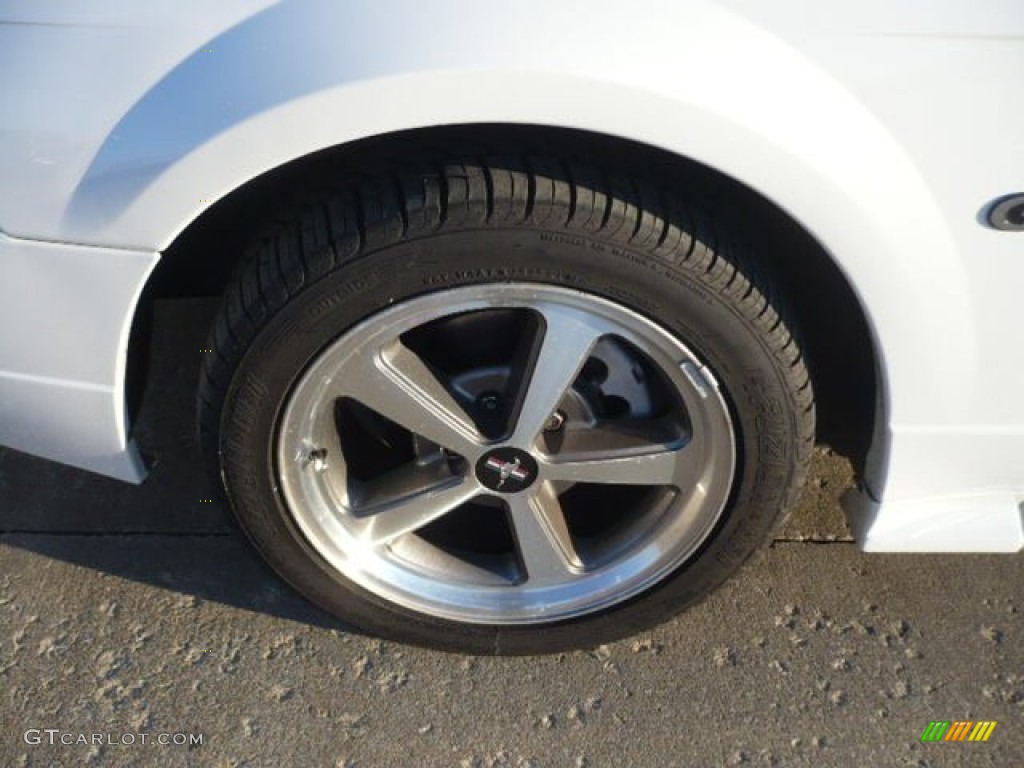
198;153;814;654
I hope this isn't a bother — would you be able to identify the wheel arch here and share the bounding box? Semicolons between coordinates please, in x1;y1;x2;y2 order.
132;124;881;487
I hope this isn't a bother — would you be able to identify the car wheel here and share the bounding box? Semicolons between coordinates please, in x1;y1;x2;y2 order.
198;155;814;654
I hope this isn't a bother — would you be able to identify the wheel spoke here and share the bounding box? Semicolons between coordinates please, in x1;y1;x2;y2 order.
541;421;695;486
507;484;581;583
509;305;605;447
350;473;479;546
541;444;693;486
339;341;483;459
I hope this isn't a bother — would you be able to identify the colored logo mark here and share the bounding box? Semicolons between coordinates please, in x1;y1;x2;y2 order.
920;721;997;742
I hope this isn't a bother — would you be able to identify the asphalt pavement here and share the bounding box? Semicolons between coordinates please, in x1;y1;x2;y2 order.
1;300;1020;767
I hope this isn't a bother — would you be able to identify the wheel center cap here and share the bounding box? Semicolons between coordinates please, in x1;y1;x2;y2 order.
475;447;539;493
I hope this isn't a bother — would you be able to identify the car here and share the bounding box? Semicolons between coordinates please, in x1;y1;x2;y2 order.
1;0;1021;654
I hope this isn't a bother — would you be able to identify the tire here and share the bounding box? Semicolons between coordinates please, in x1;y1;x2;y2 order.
198;153;814;654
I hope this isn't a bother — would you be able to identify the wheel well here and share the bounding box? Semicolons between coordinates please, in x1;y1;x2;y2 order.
129;124;876;473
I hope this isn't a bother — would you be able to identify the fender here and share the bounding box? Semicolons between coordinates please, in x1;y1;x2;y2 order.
58;1;974;428
1;0;1021;549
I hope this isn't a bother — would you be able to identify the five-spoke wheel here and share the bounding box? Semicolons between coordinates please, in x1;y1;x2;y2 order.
276;285;736;623
200;155;813;652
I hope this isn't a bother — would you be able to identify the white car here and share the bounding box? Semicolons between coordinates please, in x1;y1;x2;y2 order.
1;0;1021;653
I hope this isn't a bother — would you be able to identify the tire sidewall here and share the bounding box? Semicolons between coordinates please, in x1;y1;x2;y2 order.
220;228;801;653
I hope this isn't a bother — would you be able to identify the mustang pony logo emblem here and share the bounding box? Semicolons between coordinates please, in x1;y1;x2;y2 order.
484;456;530;488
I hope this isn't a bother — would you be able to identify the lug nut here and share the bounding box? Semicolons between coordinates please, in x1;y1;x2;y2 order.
477;392;501;412
544;410;566;432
